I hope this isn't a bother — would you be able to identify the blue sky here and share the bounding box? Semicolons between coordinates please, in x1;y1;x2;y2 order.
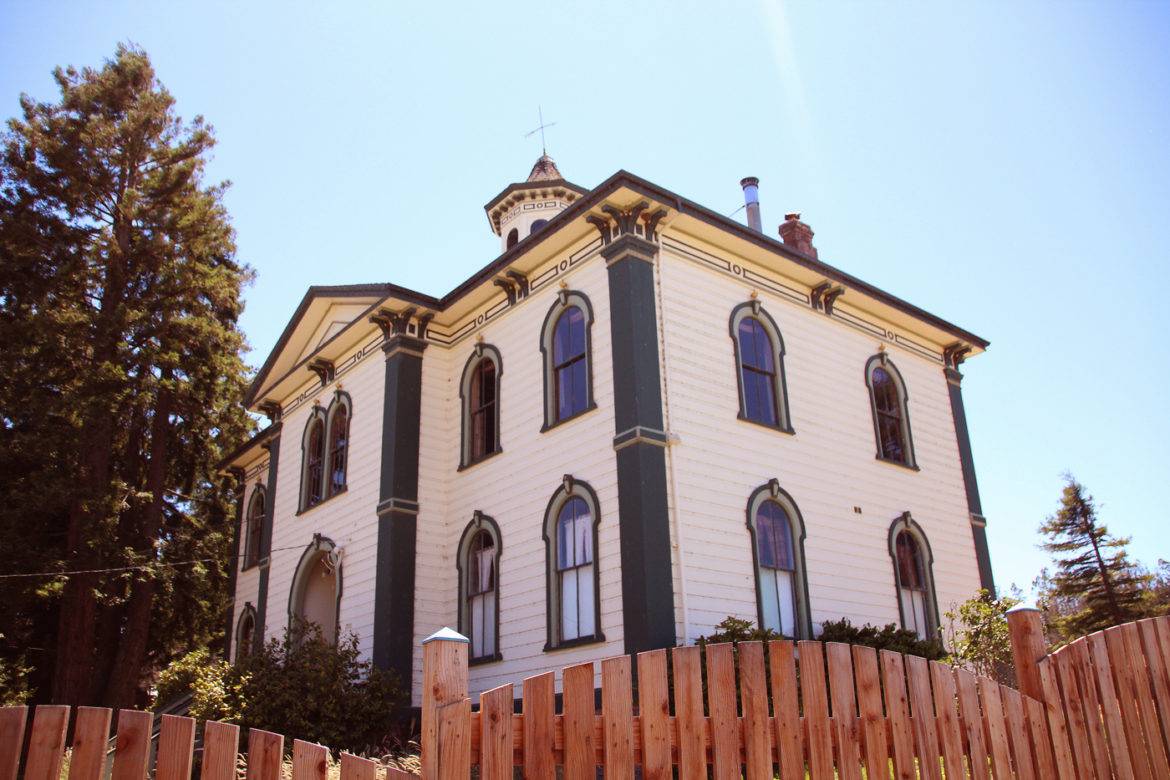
3;1;1168;599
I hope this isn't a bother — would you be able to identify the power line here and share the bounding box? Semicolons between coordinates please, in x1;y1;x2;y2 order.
0;543;312;580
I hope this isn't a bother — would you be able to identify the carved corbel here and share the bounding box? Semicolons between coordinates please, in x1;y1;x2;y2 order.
258;400;282;423
943;342;971;369
505;269;530;299
417;311;434;340
493;276;517;306
369;306;417;338
602;201;650;237
822;286;845;315
308;358;335;387
585;214;612;245
643;208;668;241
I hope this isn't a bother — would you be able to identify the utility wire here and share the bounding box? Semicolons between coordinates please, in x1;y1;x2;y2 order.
0;543;312;580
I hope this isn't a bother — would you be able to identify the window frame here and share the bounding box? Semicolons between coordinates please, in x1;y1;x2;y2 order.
542;475;604;651
864;353;918;469
455;511;503;665
299;406;327;512
458;344;504;469
539;291;597;432
242;484;266;570
325;391;352;499
729;301;794;433
287;534;343;645
745;479;812;639
234;603;256;661
887;513;940;639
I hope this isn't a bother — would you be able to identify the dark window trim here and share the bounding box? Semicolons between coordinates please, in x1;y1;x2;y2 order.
539;291;597;432
542;476;605;651
729;301;795;434
887;513;941;639
455;511;503;665
299;405;328;512
745;479;812;640
242;484;267;571
458;344;504;469
287;534;343;645
325;391;352;498
864;353;917;469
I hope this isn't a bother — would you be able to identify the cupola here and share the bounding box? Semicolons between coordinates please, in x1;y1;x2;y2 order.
484;154;587;253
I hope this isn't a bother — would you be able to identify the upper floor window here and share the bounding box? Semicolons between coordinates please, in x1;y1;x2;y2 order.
459;345;503;468
530;218;548;235
540;291;595;430
746;480;809;639
543;476;603;649
243;486;265;569
729;302;793;432
865;354;916;468
889;515;938;639
326;393;351;497
302;410;326;510
506;228;519;249
457;512;501;663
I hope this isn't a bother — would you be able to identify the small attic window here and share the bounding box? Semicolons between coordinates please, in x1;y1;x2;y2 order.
506;228;519;249
530;219;548;236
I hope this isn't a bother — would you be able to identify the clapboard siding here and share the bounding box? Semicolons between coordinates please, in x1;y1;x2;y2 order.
658;238;981;638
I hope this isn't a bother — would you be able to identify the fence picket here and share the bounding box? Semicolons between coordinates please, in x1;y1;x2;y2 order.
1069;638;1113;780
1105;627;1153;779
636;649;672;780
1123;623;1170;776
905;656;942;780
436;699;471;780
339;753;379;780
977;677;1012;779
797;640;834;779
0;707;25;780
768;640;804;780
68;706;112;780
200;720;240;780
110;709;152;780
562;662;596;780
825;643;862;780
1023;694;1057;778
927;662;964;779
704;643;739;780
879;650;916;780
954;668;989;780
737;641;772;780
1085;632;1135;780
852;647;889;780
1137;619;1170;755
479;684;514;780
23;705;68;780
522;672;555;780
155;714;196;780
602;656;635;779
1053;647;1095;776
245;728;284;780
672;645;706;780
1000;686;1036;780
292;739;328;780
1037;657;1077;777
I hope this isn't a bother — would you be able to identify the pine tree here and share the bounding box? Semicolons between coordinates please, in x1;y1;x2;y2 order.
0;44;253;707
1038;476;1149;640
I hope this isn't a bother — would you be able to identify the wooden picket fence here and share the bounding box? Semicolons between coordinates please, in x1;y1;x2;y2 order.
2;613;1169;778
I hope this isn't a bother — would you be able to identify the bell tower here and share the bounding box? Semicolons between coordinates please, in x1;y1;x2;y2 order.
483;154;587;253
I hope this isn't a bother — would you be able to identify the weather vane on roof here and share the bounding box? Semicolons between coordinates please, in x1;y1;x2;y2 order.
525;105;556;156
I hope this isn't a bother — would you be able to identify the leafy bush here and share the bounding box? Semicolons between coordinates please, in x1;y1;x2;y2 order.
158;622;406;754
694;615;781;646
945;588;1020;685
818;619;947;660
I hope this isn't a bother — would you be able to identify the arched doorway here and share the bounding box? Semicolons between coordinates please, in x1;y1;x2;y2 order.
288;535;342;643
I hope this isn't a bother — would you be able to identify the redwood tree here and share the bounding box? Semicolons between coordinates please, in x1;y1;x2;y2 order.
0;44;253;707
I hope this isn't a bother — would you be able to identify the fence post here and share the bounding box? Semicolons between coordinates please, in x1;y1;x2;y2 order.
1007;606;1046;700
421;627;470;780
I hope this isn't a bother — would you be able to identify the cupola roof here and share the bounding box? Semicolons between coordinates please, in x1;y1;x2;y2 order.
483;154;588;236
527;153;563;182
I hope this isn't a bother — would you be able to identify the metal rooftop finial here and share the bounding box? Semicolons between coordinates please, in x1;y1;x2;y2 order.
525;105;556;155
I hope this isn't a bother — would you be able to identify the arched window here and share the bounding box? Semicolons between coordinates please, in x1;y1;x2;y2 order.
325;393;351;497
746;480;810;638
459;345;503;468
301;407;327;511
888;515;939;639
457;512;501;663
729;302;792;431
540;291;595;430
288;535;342;645
506;228;519;249
235;604;256;661
865;354;916;468
543;476;603;649
530;219;548;235
243;485;266;569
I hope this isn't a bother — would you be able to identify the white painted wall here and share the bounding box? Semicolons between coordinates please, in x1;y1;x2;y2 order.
657;236;982;642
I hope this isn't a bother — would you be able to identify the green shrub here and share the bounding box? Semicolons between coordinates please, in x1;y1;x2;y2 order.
818;618;947;660
694;615;781;646
157;622;406;754
945;589;1020;685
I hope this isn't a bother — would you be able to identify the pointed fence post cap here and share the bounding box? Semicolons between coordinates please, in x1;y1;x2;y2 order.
1006;604;1041;614
422;626;469;645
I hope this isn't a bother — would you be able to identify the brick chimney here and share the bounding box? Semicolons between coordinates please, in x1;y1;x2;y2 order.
779;213;817;258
